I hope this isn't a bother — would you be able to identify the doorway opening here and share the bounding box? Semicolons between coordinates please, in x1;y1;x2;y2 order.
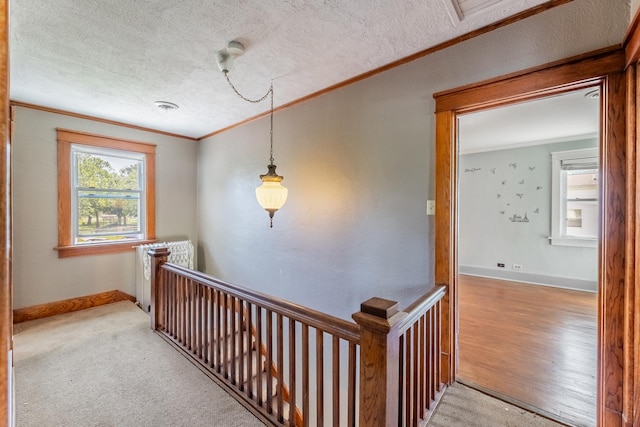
456;87;600;426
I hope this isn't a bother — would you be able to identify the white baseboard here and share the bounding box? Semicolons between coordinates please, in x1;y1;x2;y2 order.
458;265;597;292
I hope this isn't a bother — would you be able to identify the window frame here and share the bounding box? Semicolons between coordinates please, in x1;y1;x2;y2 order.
56;129;156;258
550;147;598;248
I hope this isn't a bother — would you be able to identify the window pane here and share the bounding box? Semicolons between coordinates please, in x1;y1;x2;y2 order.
564;169;598;238
565;201;597;237
76;194;142;243
566;169;598;200
75;152;142;190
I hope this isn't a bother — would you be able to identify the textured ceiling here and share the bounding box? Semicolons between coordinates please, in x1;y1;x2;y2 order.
10;0;553;139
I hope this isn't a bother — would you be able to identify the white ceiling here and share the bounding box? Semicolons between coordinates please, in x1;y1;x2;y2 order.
458;87;600;153
9;0;555;139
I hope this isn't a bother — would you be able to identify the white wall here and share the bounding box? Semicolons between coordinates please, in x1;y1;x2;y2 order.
12;107;198;309
458;139;598;291
197;0;628;320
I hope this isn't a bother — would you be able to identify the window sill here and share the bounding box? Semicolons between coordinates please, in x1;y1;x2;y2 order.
548;236;598;248
55;239;156;258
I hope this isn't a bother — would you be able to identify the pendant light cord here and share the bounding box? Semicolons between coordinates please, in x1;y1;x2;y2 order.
224;71;275;165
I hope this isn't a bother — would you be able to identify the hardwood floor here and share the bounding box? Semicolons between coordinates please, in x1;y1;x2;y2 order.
458;274;597;427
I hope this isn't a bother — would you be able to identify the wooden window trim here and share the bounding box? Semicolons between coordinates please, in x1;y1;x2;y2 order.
56;129;156;258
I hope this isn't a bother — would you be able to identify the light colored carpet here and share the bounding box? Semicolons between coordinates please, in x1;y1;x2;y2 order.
429;382;565;427
13;301;266;427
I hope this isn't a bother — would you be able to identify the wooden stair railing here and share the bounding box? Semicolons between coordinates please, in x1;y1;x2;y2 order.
149;248;360;426
148;247;448;426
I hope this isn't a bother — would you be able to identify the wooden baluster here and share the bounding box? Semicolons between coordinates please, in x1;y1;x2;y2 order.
184;279;193;350
204;286;213;367
435;301;442;392
302;325;309;427
191;280;196;352
266;310;274;413
214;290;221;372
170;272;176;337
176;276;181;343
332;335;340;426
181;277;186;346
230;296;237;385
200;286;204;361
405;330;411;426
166;271;171;331
238;299;245;390
245;302;253;398
427;306;434;406
181;278;186;346
353;297;406;427
289;319;297;425
222;294;228;379
419;314;426;418
412;324;419;426
316;330;324;426
348;341;357;427
276;314;284;421
256;306;264;406
398;333;405;427
148;247;169;331
200;284;205;360
187;279;192;351
196;283;202;358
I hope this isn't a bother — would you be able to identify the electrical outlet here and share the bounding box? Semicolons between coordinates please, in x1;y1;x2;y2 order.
497;263;505;268
513;264;522;270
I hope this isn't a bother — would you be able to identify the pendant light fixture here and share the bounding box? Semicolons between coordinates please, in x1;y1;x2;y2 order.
216;41;288;228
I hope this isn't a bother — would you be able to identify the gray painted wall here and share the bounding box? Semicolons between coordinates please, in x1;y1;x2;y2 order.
197;0;628;320
458;139;598;291
12;107;198;309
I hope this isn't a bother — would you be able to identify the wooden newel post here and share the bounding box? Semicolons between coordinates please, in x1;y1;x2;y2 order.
353;297;407;427
148;247;170;331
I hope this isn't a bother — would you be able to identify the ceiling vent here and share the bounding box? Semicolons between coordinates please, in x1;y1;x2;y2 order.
442;0;509;24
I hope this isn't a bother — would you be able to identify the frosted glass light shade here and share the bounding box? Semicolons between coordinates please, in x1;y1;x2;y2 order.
255;181;288;212
256;163;288;227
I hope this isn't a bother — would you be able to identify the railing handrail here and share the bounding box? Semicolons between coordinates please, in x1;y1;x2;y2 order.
160;262;361;344
395;285;447;334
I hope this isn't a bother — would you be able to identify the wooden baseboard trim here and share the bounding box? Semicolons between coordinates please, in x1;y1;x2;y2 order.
13;290;136;324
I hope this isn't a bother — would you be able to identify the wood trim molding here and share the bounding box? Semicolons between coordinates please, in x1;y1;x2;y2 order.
54;239;156;258
434;46;624;113
56;128;157;152
433;47;630;426
434;110;456;385
55;129;156;258
0;0;9;424
11;101;197;141
622;64;639;427
599;70;627;426
624;7;640;67
198;0;571;141
13;290;136;324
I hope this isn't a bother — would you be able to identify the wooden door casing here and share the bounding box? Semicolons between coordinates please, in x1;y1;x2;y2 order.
433;47;633;426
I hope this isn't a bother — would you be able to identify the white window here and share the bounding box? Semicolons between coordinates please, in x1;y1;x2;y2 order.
550;148;598;247
71;145;145;244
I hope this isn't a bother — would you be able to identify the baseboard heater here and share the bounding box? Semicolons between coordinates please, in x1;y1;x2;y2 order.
135;240;194;312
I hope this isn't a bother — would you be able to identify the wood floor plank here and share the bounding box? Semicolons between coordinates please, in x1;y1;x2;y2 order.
458;274;597;427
